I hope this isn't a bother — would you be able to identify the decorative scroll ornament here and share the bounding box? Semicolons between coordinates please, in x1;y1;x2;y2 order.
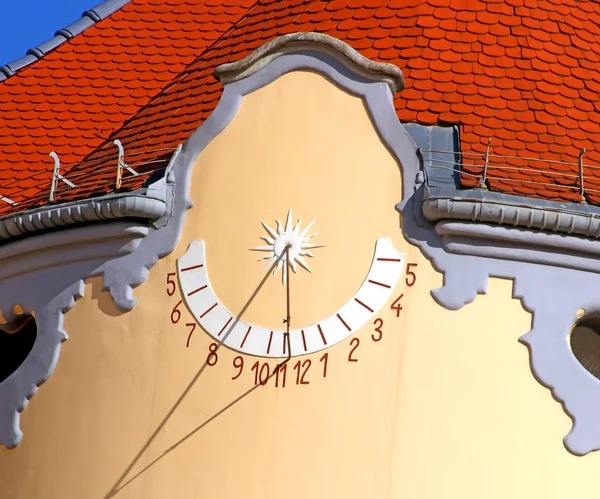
251;209;324;284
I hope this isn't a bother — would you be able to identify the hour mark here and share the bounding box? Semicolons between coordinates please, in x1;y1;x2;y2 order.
377;257;402;262
240;326;252;348
354;298;374;313
180;264;204;272
267;331;274;354
317;324;327;345
368;279;391;289
200;303;218;318
337;313;351;332
283;333;289;355
218;317;233;337
187;285;207;297
301;330;307;352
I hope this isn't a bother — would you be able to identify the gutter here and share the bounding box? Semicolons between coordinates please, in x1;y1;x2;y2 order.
0;191;165;242
422;185;600;240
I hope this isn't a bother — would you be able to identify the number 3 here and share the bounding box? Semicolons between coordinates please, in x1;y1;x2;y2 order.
372;318;383;342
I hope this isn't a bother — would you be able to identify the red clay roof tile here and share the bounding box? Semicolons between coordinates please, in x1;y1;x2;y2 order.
2;0;600;212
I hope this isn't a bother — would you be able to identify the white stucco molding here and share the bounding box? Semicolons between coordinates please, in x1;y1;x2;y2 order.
213;32;406;94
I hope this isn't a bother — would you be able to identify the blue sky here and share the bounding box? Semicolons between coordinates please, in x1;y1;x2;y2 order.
0;0;96;67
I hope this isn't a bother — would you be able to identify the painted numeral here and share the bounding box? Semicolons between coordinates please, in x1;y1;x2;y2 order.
232;356;244;380
390;294;404;318
206;342;218;367
252;361;270;386
405;263;418;287
319;353;328;378
293;359;311;385
166;272;177;296
185;322;196;348
372;318;383;342
275;363;287;388
348;337;360;362
171;300;182;324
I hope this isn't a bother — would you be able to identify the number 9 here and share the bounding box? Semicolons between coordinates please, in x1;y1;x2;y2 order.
232;356;244;380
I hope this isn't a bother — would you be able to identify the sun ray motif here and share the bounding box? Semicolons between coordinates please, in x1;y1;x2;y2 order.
251;209;325;284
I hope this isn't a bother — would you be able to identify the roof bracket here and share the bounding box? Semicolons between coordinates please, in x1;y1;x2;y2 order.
579;148;586;203
114;139;138;190
479;137;491;190
0;196;18;207
49;152;75;202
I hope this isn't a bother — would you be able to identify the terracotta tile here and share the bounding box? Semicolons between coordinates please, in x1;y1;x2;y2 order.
438;111;460;123
439;49;462;62
416;110;439;124
480;87;502;98
574;99;595;112
489;23;510;36
5;0;600;210
453;73;475;84
455;11;476;22
429;38;452;51
515;59;532;70
428;100;452;113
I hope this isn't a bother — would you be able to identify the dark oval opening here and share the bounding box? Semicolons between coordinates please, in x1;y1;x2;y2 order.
571;317;600;380
0;315;37;384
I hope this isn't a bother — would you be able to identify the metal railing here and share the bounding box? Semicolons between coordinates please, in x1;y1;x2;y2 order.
0;143;179;211
421;141;600;199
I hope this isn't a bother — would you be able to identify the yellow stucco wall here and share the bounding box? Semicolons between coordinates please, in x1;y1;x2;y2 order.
0;71;594;498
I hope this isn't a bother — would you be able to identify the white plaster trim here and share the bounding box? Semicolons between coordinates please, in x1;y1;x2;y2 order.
0;191;165;243
213;32;405;94
423;196;600;239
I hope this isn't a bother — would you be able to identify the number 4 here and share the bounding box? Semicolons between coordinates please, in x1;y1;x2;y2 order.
391;294;403;318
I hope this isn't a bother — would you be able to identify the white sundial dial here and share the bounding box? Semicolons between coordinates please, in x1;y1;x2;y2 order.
251;209;324;283
177;209;405;358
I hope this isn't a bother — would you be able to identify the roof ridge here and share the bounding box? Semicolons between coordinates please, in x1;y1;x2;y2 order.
0;0;131;82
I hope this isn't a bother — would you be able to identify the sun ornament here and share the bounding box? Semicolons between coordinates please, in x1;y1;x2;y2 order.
251;209;324;284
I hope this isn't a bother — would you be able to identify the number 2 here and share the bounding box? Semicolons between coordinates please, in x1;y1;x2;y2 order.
348;337;359;362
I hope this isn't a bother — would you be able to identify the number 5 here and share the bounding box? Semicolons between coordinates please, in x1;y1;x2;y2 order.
166;272;176;296
405;263;417;287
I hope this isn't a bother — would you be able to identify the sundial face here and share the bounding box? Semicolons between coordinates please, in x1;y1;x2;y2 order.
177;208;404;358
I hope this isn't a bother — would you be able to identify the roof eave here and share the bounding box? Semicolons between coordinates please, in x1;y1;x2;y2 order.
0;189;165;244
423;184;600;239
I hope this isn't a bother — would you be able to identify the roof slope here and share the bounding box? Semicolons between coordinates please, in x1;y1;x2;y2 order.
3;0;600;216
0;0;258;212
